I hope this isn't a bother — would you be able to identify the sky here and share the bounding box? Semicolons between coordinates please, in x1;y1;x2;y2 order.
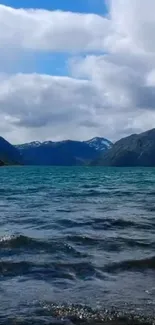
0;0;155;144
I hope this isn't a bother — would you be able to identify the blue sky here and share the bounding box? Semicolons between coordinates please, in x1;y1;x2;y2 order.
1;0;108;14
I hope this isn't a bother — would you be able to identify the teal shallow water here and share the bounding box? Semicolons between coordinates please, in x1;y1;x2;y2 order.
0;166;155;324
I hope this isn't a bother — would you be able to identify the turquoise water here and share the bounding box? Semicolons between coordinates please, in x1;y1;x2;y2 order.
0;166;155;324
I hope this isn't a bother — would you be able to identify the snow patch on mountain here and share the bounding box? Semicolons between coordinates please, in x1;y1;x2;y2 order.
85;137;113;151
16;141;41;149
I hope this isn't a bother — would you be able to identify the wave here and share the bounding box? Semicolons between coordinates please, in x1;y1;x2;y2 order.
67;233;155;252
104;256;155;273
0;234;85;258
36;303;155;325
56;189;113;198
57;217;136;230
55;216;153;231
1;233;154;260
0;303;154;325
57;189;148;198
0;259;73;280
92;218;137;230
0;316;153;325
55;218;90;228
0;259;97;281
0;260;33;277
0;235;50;251
0;234;37;247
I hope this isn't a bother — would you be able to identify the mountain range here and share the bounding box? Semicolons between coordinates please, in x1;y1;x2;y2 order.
1;128;155;167
15;137;112;166
0;136;112;166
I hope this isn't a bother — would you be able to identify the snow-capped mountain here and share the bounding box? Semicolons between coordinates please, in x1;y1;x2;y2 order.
85;137;113;151
17;137;112;151
16;141;42;150
15;137;112;165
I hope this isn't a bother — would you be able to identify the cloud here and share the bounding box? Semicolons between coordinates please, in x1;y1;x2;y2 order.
0;1;155;143
70;52;155;111
0;1;155;55
108;0;155;53
0;71;155;144
0;5;110;52
0;73;105;143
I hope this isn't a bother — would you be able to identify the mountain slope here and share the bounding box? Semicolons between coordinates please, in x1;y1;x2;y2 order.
16;137;112;166
0;137;22;165
91;128;155;167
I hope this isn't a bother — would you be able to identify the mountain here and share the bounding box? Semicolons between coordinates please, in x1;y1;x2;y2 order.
0;137;22;165
85;137;113;151
16;137;111;166
91;128;155;167
17;141;42;149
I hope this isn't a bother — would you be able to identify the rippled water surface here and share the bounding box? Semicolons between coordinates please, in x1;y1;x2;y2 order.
0;166;155;324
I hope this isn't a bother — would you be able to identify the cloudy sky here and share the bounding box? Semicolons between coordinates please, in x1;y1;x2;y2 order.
0;0;155;144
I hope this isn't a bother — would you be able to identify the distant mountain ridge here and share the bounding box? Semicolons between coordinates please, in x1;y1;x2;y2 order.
16;137;112;166
2;129;155;167
17;137;113;152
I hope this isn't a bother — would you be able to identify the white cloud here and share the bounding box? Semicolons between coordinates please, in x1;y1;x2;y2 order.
109;0;155;53
0;5;110;52
0;1;155;55
0;1;155;143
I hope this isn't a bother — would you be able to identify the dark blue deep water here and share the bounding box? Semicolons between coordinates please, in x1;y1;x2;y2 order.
0;166;155;324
